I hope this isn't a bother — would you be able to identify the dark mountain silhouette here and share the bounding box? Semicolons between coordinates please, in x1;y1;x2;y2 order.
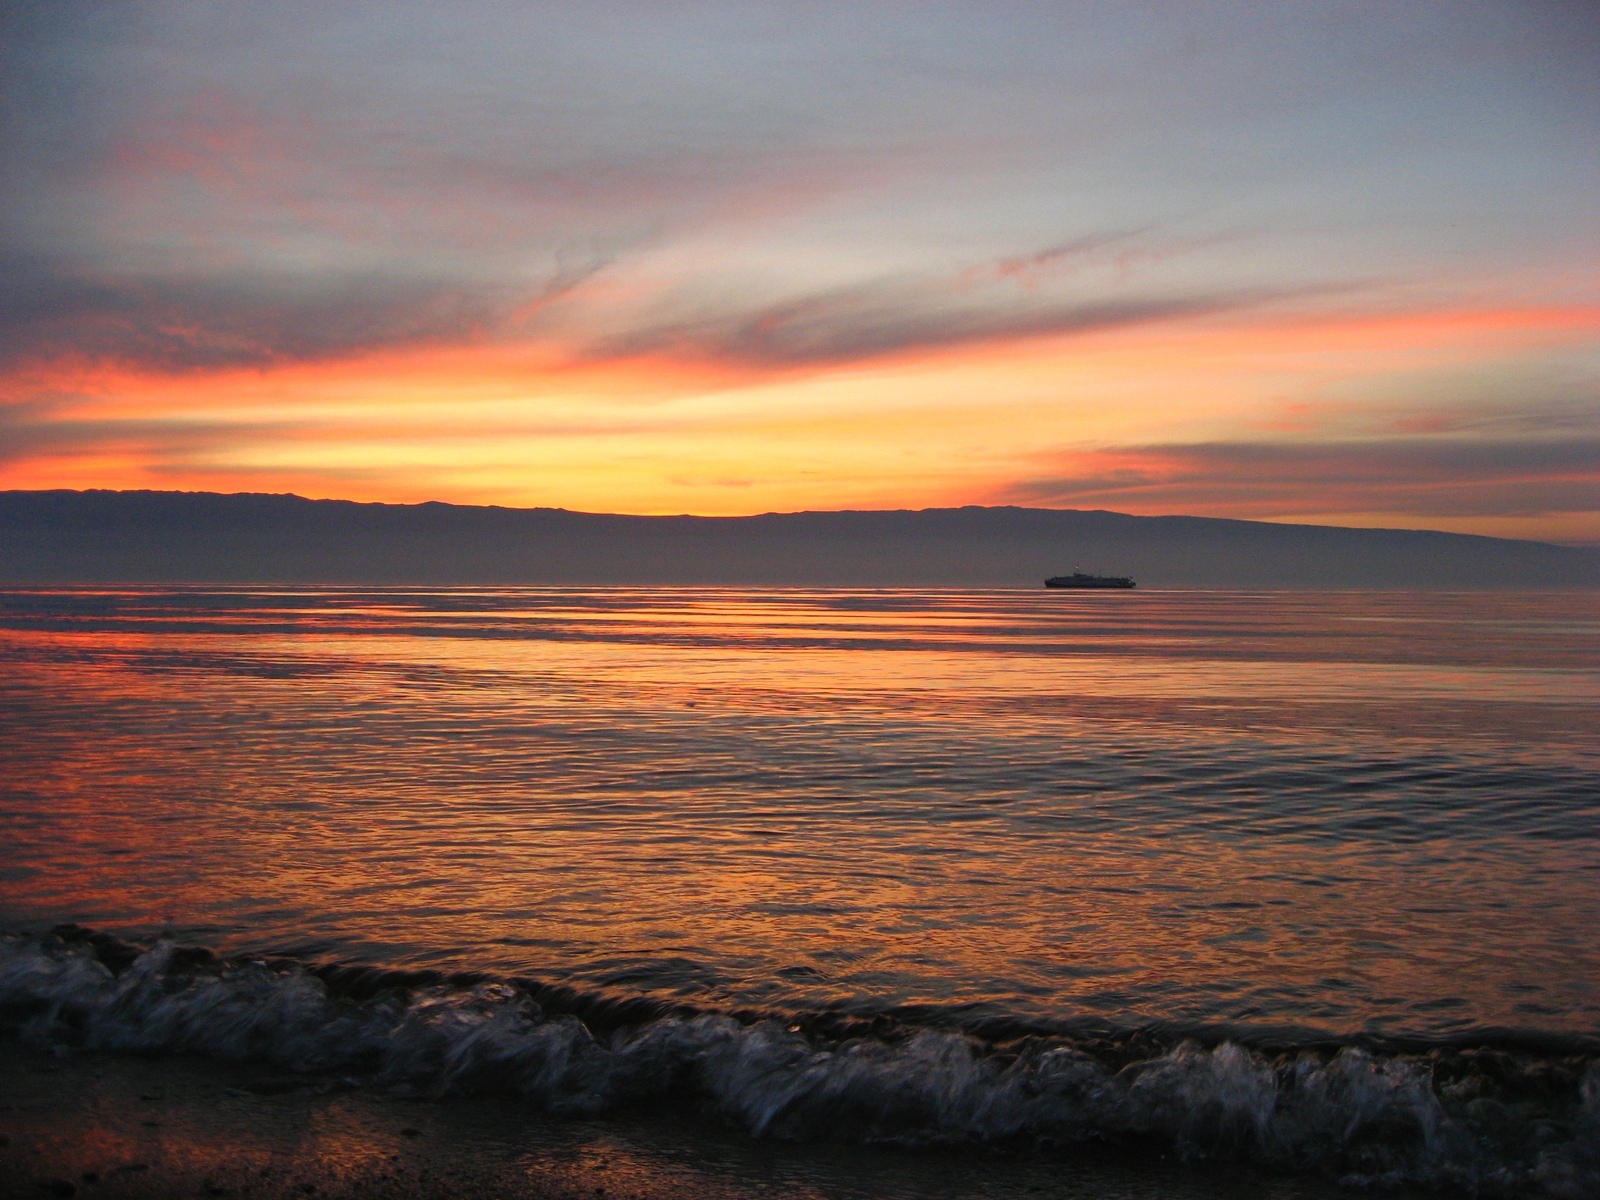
2;489;1596;587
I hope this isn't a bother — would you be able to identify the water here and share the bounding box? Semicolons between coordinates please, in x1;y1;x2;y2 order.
1;587;1597;1193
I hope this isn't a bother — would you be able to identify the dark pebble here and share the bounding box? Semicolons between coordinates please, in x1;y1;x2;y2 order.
44;1180;77;1198
0;1133;10;1148
205;1186;227;1196
114;1164;149;1174
80;1173;100;1184
399;1128;422;1138
140;1121;162;1128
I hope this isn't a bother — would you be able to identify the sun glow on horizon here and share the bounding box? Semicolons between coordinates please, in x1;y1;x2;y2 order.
6;300;1597;541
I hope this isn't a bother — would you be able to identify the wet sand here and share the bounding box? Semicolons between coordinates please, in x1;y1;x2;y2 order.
0;1042;1402;1200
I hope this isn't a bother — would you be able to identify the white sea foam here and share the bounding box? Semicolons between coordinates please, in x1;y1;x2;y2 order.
3;935;1595;1195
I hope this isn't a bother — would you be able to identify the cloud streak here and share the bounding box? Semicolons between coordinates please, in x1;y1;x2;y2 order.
0;220;1310;375
599;278;1306;369
0;246;620;371
1001;438;1600;523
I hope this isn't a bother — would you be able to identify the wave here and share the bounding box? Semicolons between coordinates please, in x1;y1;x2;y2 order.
3;928;1596;1197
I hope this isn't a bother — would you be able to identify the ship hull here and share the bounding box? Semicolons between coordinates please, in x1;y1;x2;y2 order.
1045;576;1136;589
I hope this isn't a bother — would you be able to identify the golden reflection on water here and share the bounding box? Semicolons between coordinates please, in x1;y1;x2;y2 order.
1;588;1597;1040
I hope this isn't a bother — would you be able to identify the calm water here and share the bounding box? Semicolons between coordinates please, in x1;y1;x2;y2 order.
2;587;1598;1191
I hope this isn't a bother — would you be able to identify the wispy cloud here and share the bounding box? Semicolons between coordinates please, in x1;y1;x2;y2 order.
1000;438;1600;521
0;247;617;371
599;287;1236;368
0;392;304;467
593;232;1324;369
0;221;1299;375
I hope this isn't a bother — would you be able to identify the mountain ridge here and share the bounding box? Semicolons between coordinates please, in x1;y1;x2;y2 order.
2;488;1596;587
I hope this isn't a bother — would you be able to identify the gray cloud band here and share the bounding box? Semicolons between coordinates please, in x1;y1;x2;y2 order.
1004;439;1600;520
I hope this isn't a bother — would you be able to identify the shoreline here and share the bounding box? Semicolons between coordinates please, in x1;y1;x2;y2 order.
0;1041;1389;1200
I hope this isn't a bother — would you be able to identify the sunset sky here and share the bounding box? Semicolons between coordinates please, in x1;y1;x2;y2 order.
2;1;1597;541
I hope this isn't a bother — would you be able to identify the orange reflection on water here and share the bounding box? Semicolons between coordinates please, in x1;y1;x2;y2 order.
1;588;1597;1041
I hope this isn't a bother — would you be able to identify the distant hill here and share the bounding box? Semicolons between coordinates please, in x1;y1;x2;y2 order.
1;489;1596;588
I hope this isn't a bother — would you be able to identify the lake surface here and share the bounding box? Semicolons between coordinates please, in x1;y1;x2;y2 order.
2;587;1597;1193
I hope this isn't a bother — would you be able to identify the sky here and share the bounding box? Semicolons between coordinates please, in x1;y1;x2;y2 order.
2;1;1597;542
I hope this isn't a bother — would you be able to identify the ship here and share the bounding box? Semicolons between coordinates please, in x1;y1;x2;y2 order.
1045;572;1136;589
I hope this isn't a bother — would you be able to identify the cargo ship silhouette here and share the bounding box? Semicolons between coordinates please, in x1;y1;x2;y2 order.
1045;571;1136;589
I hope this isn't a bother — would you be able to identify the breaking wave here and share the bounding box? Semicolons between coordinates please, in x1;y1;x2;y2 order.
3;928;1596;1197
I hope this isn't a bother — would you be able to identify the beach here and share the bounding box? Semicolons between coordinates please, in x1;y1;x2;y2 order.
1;1040;1389;1200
